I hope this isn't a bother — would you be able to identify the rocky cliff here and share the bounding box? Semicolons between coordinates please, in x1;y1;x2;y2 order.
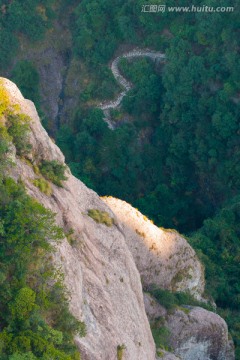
102;197;205;299
1;77;235;360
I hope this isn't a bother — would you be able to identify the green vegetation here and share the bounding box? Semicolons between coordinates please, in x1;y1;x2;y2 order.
58;0;240;230
119;58;163;119
0;81;85;359
11;61;41;112
0;1;54;70
39;160;67;187
117;344;126;360
65;229;78;247
148;288;213;312
156;349;165;358
190;199;240;310
7;113;31;156
32;178;52;196
0;177;85;359
87;209;114;227
151;321;171;352
0;80;31;157
0;81;11;115
189;198;240;358
0;134;11;180
148;288;214;352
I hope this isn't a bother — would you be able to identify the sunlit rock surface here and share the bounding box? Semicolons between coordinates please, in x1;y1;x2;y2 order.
102;197;205;299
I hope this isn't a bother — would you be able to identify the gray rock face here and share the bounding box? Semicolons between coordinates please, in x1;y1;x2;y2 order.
1;78;235;360
166;307;235;360
144;293;235;360
38;47;65;127
144;292;167;320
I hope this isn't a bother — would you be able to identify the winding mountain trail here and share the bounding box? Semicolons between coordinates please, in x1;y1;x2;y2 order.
98;49;166;128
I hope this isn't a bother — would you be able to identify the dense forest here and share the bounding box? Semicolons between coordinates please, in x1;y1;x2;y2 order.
0;0;240;357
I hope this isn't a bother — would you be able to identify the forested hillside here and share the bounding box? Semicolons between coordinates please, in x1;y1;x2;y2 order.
0;0;240;357
57;2;240;354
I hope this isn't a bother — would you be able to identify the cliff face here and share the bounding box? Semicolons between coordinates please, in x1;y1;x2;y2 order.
2;78;235;360
102;197;205;299
3;78;155;360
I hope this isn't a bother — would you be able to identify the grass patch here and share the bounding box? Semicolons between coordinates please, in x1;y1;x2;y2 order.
87;209;114;227
32;177;52;196
65;228;78;247
39;160;67;187
151;320;171;352
148;287;214;312
157;349;165;357
33;164;41;175
117;344;126;360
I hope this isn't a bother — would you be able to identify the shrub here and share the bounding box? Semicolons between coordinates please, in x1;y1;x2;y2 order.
32;178;52;196
65;228;78;247
149;287;214;312
10;287;36;321
9;353;37;360
0;129;11;178
87;209;114;226
39;160;67;187
7;113;32;156
0;80;11;117
11;61;40;108
117;344;126;360
0;80;32;157
149;288;176;310
157;349;165;358
33;164;40;175
151;321;171;352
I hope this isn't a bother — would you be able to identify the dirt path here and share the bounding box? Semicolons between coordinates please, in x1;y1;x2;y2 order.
98;49;165;128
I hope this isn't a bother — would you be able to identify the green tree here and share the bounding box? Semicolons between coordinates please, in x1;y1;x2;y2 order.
11;61;40;109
